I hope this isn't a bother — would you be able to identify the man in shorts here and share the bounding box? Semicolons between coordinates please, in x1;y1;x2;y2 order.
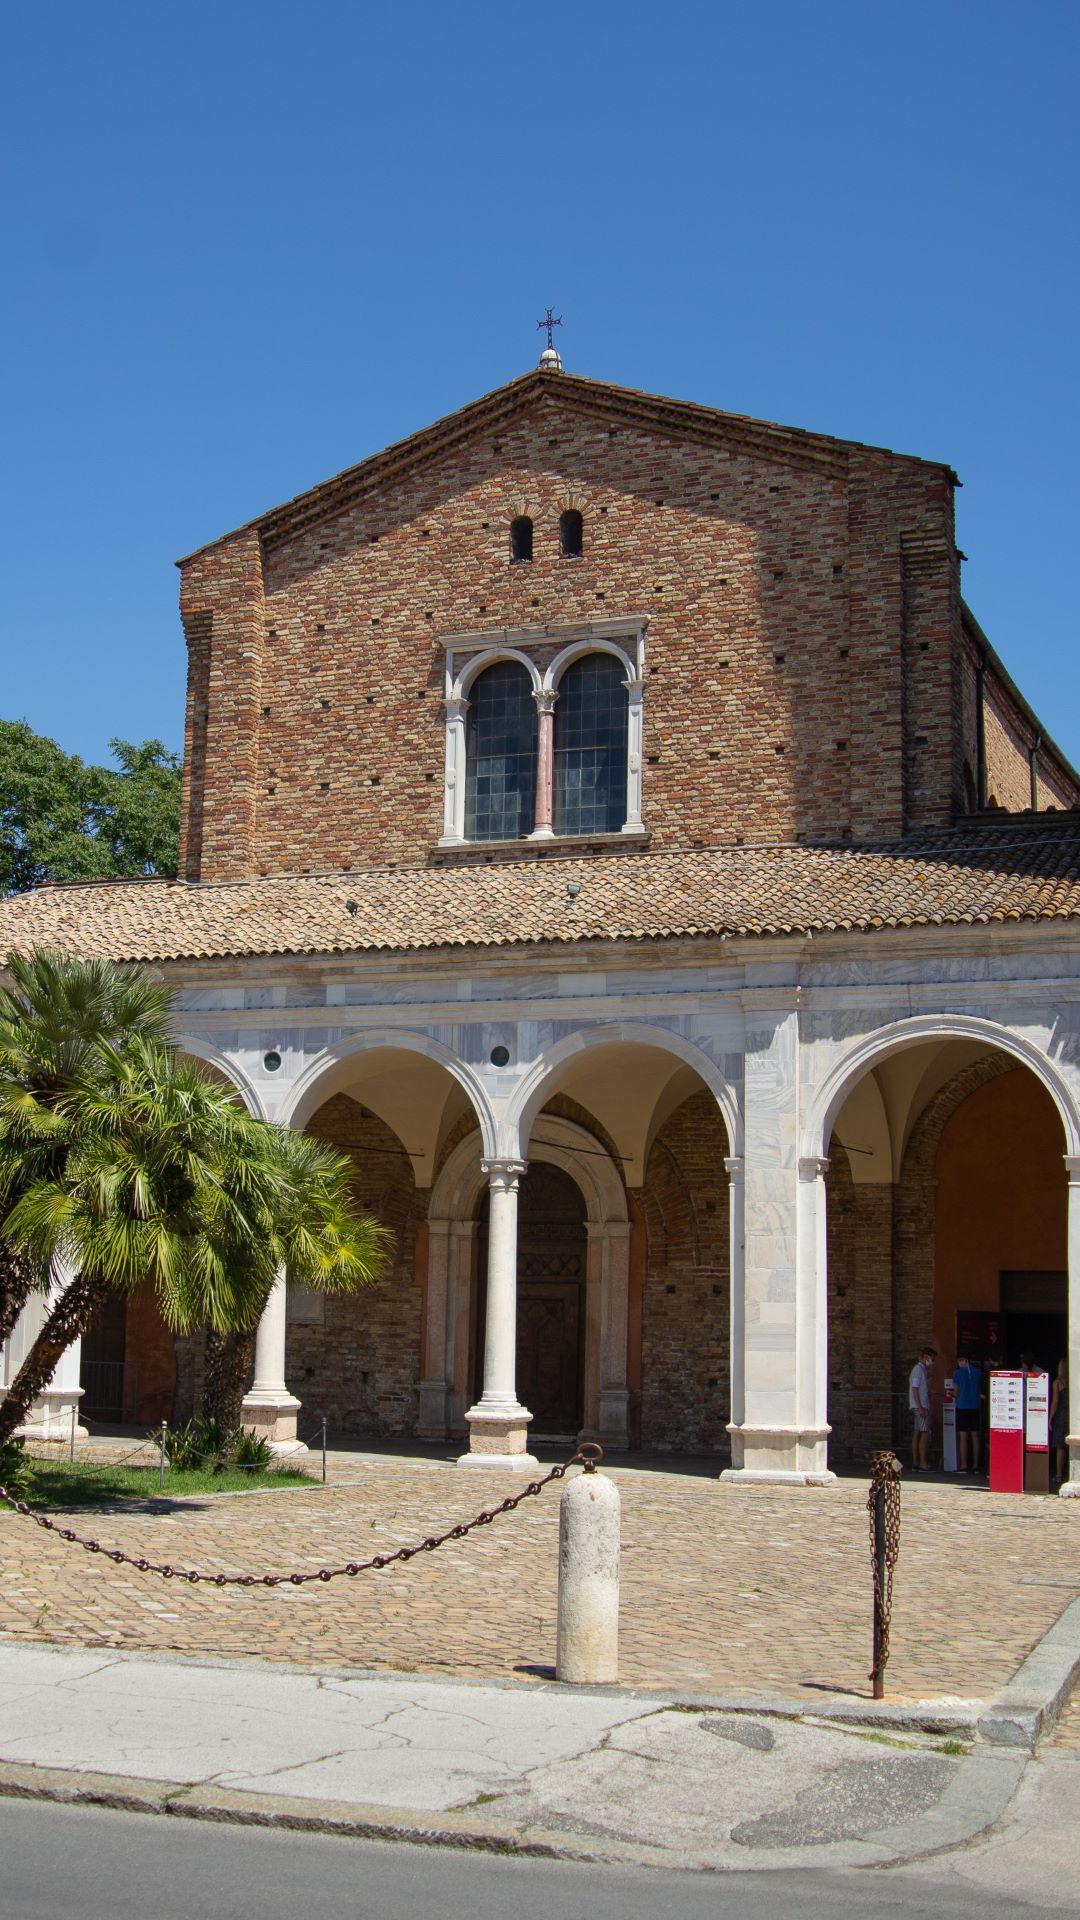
909;1346;936;1470
952;1351;983;1473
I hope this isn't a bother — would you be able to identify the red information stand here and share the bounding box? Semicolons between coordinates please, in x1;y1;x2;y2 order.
989;1370;1025;1494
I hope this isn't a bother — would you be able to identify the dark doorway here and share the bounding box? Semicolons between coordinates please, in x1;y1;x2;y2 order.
475;1163;587;1438
1001;1271;1068;1376
80;1291;128;1422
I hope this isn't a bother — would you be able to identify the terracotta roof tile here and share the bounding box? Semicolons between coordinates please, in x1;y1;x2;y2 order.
2;827;1080;965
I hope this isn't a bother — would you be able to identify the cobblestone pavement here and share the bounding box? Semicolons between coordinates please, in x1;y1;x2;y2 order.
1;1453;1078;1703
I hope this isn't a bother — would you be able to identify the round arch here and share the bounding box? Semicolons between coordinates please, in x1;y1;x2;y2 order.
452;647;542;702
279;1028;497;1152
544;638;639;692
175;1036;266;1119
805;1014;1080;1162
430;1112;628;1227
505;1022;742;1159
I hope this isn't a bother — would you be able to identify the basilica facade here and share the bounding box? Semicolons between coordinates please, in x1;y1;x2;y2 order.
3;358;1079;1486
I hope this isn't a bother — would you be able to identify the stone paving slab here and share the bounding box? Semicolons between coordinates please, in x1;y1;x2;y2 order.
0;1642;1013;1874
2;1457;1079;1704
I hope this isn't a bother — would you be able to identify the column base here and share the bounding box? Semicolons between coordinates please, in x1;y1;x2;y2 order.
725;1422;835;1484
4;1387;87;1445
459;1403;536;1467
596;1387;631;1450
416;1379;449;1441
241;1391;308;1456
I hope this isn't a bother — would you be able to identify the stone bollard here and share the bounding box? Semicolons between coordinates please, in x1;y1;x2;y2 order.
556;1467;620;1684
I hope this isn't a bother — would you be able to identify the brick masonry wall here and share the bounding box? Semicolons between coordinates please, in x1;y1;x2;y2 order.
178;382;964;880
637;1089;730;1451
289;1094;426;1436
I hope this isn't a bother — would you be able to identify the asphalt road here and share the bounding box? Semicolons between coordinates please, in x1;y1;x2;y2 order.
0;1799;1061;1920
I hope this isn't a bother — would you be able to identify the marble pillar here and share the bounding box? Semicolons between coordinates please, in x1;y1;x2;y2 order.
241;1264;307;1455
460;1160;538;1468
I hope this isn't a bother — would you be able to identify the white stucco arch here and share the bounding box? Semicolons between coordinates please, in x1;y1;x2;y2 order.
505;1021;742;1162
805;1013;1080;1163
175;1036;266;1119
278;1028;497;1155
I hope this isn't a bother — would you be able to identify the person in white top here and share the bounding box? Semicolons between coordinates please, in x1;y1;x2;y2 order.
909;1346;936;1471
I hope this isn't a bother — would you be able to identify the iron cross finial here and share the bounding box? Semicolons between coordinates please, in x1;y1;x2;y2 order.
537;308;563;351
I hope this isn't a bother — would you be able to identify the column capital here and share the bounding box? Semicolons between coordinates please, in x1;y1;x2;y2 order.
723;1155;745;1182
481;1158;527;1191
532;686;558;715
1064;1155;1080;1184
444;694;470;721
798;1155;830;1183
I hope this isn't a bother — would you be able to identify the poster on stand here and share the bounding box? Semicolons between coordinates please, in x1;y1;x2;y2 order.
989;1370;1025;1494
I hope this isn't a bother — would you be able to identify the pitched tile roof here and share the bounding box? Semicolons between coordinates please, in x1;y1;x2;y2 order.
2;826;1080;966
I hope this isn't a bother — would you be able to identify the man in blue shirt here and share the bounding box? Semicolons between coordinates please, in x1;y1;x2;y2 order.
953;1352;983;1473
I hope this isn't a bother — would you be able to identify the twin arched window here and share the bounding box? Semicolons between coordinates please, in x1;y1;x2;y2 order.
508;511;583;562
464;653;628;841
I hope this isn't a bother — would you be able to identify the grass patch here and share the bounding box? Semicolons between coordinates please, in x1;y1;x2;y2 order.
14;1459;312;1508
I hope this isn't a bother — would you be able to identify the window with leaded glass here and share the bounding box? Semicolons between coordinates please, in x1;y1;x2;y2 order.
552;653;628;835
464;661;538;841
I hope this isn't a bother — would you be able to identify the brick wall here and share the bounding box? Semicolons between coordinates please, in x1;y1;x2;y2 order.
290;1094;426;1435
178;379;966;880
637;1089;730;1451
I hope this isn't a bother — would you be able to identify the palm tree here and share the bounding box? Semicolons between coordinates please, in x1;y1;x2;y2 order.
0;949;171;1352
0;950;387;1451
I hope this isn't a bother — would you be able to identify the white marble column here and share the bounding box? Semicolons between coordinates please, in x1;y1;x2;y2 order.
1061;1156;1080;1497
529;688;557;839
0;1266;87;1443
621;675;645;833
724;1154;746;1447
723;1002;833;1484
241;1264;306;1455
596;1222;631;1446
438;694;469;846
460;1160;538;1468
417;1219;452;1438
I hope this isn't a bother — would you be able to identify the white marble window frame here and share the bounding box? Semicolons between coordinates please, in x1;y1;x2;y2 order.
437;617;647;848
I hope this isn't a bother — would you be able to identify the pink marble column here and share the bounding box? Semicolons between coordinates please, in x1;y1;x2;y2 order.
530;688;557;839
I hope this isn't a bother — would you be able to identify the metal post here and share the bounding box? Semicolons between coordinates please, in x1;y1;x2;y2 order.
70;1403;77;1464
159;1420;168;1493
321;1416;327;1485
872;1478;886;1699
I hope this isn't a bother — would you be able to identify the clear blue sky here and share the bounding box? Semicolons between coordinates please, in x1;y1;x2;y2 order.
2;2;1077;769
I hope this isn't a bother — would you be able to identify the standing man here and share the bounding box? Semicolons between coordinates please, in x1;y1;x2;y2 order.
953;1351;983;1474
909;1346;936;1471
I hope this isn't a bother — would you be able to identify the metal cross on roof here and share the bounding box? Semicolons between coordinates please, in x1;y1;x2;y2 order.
537;308;563;351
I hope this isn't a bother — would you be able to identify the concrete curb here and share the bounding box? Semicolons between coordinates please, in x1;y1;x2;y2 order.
0;1589;1075;1872
0;1742;1031;1876
976;1592;1080;1750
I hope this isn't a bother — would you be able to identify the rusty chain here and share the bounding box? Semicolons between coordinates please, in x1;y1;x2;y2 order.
867;1449;902;1686
0;1443;602;1588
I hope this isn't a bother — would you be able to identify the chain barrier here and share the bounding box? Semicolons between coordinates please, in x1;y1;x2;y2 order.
0;1444;602;1588
867;1449;902;1696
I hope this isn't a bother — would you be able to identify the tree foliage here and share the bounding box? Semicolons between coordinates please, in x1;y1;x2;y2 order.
0;721;182;895
0;950;388;1449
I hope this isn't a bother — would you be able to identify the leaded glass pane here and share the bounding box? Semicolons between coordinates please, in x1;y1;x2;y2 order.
553;654;628;835
464;662;537;841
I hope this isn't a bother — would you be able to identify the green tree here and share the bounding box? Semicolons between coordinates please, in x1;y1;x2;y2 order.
0;950;388;1451
0;721;182;894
